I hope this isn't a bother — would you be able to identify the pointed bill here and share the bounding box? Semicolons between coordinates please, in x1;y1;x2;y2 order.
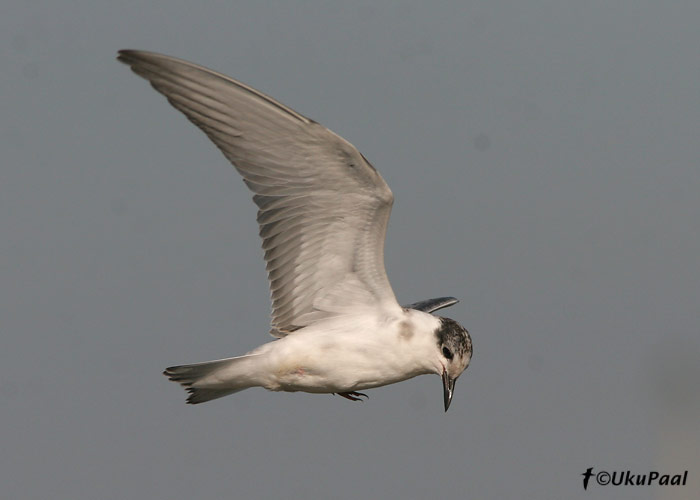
442;369;456;412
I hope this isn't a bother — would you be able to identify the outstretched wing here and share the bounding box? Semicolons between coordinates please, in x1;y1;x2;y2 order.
118;50;401;336
403;297;459;314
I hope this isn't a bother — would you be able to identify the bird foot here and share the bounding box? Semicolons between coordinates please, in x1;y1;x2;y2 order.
336;391;369;402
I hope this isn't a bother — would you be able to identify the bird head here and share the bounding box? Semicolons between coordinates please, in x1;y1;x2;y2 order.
435;317;472;411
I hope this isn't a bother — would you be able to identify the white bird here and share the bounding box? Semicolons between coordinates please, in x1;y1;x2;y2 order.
118;50;472;411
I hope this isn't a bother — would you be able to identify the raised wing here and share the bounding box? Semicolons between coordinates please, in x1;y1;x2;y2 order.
403;297;459;314
118;50;401;336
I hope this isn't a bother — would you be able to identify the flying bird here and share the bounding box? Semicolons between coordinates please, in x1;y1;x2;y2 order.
117;50;472;411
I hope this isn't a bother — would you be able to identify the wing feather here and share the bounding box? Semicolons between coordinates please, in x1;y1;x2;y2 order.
118;50;401;335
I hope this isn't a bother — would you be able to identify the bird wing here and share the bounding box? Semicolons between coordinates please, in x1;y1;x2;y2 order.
403;297;459;314
118;50;402;336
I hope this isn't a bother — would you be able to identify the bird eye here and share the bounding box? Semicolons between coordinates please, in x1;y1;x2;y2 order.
442;347;453;360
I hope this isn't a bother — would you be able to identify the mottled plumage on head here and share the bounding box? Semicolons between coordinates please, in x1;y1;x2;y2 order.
436;317;472;360
436;316;472;411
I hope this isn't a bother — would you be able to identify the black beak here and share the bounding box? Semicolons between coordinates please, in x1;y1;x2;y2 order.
442;369;456;412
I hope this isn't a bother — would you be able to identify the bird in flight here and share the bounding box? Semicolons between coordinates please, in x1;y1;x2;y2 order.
118;50;472;411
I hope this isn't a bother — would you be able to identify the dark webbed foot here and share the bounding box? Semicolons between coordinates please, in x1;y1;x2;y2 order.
336;391;369;402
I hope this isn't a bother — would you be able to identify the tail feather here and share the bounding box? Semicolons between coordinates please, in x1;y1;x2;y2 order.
163;355;260;404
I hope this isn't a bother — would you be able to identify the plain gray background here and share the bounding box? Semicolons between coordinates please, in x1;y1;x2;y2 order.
2;1;698;499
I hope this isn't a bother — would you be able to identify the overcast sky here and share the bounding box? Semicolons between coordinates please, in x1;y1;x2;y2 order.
2;1;699;499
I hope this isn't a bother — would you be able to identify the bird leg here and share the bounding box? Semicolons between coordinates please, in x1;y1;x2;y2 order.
336;391;368;402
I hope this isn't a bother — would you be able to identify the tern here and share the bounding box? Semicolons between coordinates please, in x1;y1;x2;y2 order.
118;50;472;411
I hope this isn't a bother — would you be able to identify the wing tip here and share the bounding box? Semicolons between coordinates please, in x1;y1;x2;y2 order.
403;296;460;314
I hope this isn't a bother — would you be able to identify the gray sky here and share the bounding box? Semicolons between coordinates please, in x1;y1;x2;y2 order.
2;1;699;499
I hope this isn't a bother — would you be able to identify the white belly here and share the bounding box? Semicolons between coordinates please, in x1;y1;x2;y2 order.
256;323;435;394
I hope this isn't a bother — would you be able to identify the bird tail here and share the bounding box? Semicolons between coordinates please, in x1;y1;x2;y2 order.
163;355;262;404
